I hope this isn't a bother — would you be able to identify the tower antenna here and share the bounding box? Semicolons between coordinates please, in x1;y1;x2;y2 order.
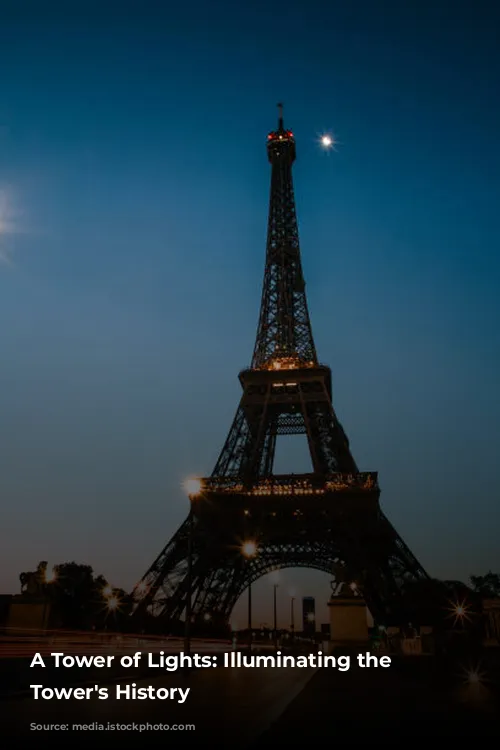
277;102;284;129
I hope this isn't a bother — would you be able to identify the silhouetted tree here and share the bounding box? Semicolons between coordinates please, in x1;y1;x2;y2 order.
470;571;500;597
400;577;481;629
29;560;132;630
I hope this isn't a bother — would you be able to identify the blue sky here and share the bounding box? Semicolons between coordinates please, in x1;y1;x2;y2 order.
1;0;499;625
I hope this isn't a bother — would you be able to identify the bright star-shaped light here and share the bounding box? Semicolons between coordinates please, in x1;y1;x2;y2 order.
241;540;258;558
460;662;487;689
107;596;119;611
445;598;472;626
318;131;339;151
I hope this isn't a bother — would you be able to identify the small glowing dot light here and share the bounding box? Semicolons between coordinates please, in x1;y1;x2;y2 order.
307;612;315;622
107;596;119;611
321;134;333;148
102;584;113;598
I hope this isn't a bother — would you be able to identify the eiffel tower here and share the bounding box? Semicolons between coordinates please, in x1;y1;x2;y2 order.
132;105;429;627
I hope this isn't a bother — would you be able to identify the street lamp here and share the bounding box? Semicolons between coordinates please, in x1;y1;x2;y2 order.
44;567;57;584
466;669;483;685
306;610;315;641
447;598;471;627
241;540;258;652
107;596;119;612
42;566;57;631
273;584;279;649
183;477;203;656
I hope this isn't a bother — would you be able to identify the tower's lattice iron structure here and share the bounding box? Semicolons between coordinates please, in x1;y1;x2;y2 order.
132;105;428;627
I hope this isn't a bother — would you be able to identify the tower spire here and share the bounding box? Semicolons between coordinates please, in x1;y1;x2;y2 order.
277;101;284;129
252;107;317;369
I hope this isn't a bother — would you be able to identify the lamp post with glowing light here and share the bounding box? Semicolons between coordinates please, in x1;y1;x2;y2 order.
102;583;120;629
183;478;202;656
102;584;113;599
446;598;471;629
107;596;119;612
306;611;315;642
42;566;57;631
44;567;57;585
273;584;279;649
242;540;258;652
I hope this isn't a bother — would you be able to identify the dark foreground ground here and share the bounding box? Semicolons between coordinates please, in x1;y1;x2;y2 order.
253;650;499;745
2;648;499;747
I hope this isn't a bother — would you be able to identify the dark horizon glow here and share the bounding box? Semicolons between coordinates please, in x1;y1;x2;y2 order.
1;1;499;624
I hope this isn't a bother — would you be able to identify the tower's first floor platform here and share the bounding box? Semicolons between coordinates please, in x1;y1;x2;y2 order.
190;472;380;527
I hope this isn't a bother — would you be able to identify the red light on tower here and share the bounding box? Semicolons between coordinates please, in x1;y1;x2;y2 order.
288;131;293;137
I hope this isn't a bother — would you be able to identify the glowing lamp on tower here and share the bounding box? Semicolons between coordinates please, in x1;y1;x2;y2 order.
183;478;202;496
241;540;258;558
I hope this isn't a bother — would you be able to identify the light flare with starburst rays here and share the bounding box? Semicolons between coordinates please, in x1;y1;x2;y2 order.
317;131;340;152
445;597;473;626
